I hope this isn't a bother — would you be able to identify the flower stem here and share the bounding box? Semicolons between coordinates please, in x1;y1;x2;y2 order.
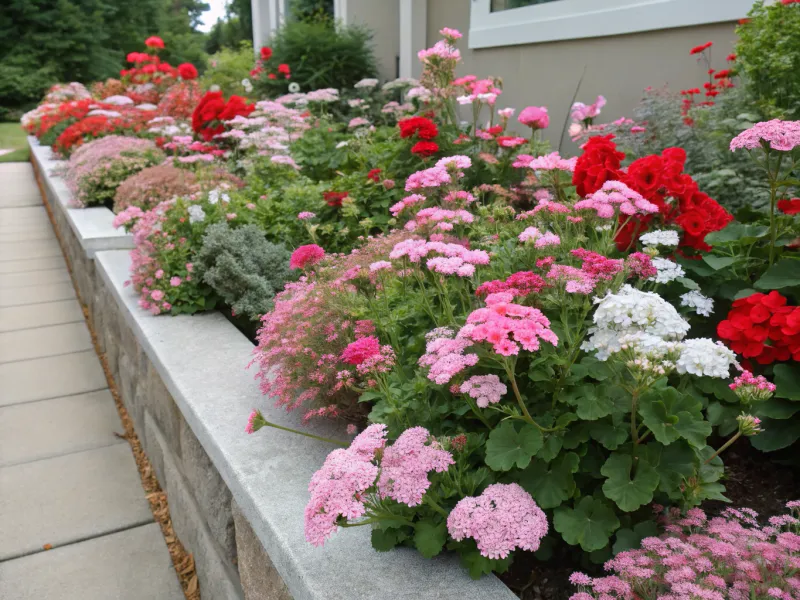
256;418;348;448
504;363;559;432
424;495;450;518
705;431;741;464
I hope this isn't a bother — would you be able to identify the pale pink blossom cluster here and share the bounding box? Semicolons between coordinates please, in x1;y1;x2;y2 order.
447;483;548;559
405;166;452;191
730;119;800;152
390;193;426;217
407;207;475;232
574;180;659;218
459;374;507;408
436;155;472;172
389;239;490;269
417;40;461;63
348;117;371;129
513;152;578;172
297;211;316;220
518;226;561;248
377;427;454;506
571;95;607;122
418;328;479;385
439;27;463;40
460;292;558;357
569;502;800;600
443;190;476;205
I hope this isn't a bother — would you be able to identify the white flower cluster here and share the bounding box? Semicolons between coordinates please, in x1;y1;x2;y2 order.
583;286;690;360
639;229;680;248
584;286;737;379
207;189;231;205
187;205;206;224
382;77;419;91
676;338;738;378
354;78;379;89
650;258;685;284
680;291;714;317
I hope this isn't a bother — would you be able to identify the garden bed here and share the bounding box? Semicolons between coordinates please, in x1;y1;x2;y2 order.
38;141;516;600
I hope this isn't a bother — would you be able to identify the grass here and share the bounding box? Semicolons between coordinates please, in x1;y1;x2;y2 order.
0;122;30;163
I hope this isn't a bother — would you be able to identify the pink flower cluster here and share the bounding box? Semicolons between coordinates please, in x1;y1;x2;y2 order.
571;95;607;122
569;502;800;600
389;239;490;277
460;292;559;357
574;180;659;218
516;198;572;220
514;151;578;172
377;427;454;506
390;193;426;216
407;207;475;232
730;370;777;404
459;374;507;407
417;40;461;63
730;119;800;152
447;483;548;559
518;226;561;248
418;327;479;385
341;336;381;365
290;244;325;270
305;424;386;546
476;271;548;299
405;166;452;191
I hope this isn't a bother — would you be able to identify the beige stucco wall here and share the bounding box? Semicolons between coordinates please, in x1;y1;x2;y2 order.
427;0;739;147
345;0;400;81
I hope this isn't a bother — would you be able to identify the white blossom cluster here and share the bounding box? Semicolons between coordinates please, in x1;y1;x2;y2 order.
680;290;714;317
583;286;690;360
676;338;738;378
650;258;685;284
639;229;680;248
382;77;419;91
354;78;379;89
207;189;231;205
187;205;206;224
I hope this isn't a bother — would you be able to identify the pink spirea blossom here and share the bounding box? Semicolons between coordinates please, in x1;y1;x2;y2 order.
341;336;381;366
290;244;325;270
730;119;800;152
377;427;454;506
518;106;550;129
476;271;548;299
348;117;371;128
418;328;479;384
447;483;548;559
405;166;452;191
390;193;426;217
574;180;659;218
459;374;507;407
304;424;387;546
515;151;578;172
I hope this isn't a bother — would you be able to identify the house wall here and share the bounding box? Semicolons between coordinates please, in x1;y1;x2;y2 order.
427;0;739;147
343;0;401;81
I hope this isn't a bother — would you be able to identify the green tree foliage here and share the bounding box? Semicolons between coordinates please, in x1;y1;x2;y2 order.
0;0;208;119
205;0;252;54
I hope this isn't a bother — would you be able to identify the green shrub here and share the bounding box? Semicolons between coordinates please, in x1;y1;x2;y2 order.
197;222;292;321
737;0;800;119
200;41;256;97
254;20;377;95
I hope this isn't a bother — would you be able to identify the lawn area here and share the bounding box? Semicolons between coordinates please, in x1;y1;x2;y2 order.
0;122;30;163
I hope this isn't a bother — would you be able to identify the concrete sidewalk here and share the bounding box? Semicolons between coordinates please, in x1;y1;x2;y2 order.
0;162;183;599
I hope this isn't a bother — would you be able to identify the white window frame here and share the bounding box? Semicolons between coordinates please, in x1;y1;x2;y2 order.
468;0;755;49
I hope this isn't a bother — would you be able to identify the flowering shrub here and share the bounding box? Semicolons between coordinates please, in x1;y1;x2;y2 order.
119;187;258;315
113;164;198;213
568;501;800;600
63;136;163;208
191;90;255;141
157;81;203;120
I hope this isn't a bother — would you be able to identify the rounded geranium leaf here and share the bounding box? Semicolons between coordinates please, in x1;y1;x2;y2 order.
485;422;543;471
601;452;660;512
553;497;620;551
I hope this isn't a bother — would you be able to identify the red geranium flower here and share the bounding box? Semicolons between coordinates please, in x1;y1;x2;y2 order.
177;63;198;80
145;36;165;49
278;63;291;75
323;191;349;207
778;198;800;215
572;134;625;197
690;41;713;55
260;46;273;60
367;168;382;182
411;141;439;157
398;116;438;140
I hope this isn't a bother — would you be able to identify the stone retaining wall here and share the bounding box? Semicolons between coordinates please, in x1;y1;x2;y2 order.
29;138;517;600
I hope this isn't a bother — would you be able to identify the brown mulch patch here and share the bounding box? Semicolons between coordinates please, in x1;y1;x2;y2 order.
32;159;200;600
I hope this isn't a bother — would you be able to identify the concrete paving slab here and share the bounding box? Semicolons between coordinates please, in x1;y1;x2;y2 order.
0;299;83;333
0;523;183;600
0;321;93;363
0;230;56;242
0;268;70;288
0;195;42;208
0;240;63;261
0;206;47;221
0;350;107;406
0;255;67;274
0;281;75;307
0;443;154;560
0;390;122;467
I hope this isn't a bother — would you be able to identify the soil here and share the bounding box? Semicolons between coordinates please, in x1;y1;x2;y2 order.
500;437;800;600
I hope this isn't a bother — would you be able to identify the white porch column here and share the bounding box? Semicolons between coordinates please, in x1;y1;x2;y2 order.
251;0;290;55
399;0;427;79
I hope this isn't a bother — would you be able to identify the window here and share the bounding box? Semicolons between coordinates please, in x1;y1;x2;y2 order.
491;0;561;11
468;0;755;49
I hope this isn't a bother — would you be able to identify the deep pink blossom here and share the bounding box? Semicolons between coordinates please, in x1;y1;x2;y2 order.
290;244;325;270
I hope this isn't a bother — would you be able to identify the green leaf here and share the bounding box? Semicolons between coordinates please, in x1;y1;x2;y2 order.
458;549;511;580
677;277;700;291
414;521;447;559
519;453;579;509
553;497;620;551
750;418;800;452
638;388;711;448
646;441;697;498
601;453;660;512
485;421;543;471
589;419;629;450
774;364;800;400
756;398;800;420
613;521;659;554
563;385;615;421
754;259;800;290
707;401;739;436
371;528;400;552
705;223;769;245
734;287;759;300
702;255;737;271
537;434;564;463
